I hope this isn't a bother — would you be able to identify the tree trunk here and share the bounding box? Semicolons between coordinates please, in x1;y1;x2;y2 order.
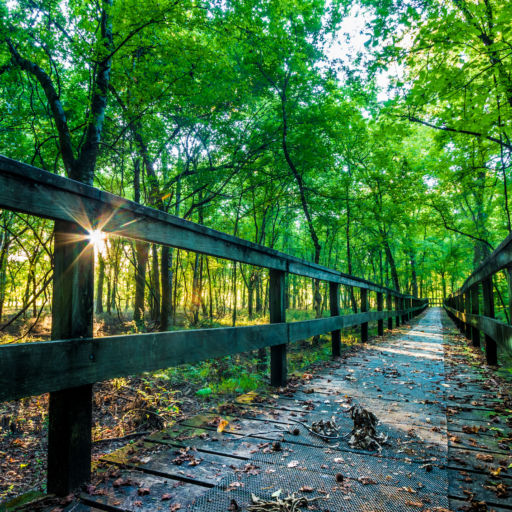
409;247;418;297
95;253;105;314
133;241;149;330
0;229;9;321
192;253;201;326
160;246;172;331
150;244;160;322
383;240;400;292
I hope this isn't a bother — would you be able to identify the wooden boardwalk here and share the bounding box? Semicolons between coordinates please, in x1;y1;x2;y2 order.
54;308;510;512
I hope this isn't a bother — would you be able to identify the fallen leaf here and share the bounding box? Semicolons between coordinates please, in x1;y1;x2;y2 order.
217;419;229;433
476;454;494;462
358;477;377;485
405;500;423;507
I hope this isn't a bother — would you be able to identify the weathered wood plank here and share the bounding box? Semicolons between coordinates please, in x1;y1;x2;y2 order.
47;220;94;495
458;230;512;294
1;308;423;402
0;155;409;296
444;306;512;356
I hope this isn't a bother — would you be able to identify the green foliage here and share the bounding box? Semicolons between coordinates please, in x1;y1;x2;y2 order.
1;0;512;340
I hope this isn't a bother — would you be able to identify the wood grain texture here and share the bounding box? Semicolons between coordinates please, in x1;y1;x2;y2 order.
0;307;424;401
444;305;512;357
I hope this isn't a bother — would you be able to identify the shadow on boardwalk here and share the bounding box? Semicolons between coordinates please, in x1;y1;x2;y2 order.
58;309;512;511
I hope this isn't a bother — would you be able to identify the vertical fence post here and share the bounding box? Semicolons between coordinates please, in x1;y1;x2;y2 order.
482;277;497;365
394;295;400;327
470;285;480;347
377;292;383;336
464;290;471;339
361;288;368;342
48;220;94;495
401;297;407;324
270;269;287;386
329;282;341;357
386;293;393;330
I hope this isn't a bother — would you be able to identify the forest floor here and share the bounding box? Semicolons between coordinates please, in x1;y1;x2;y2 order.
0;309;352;504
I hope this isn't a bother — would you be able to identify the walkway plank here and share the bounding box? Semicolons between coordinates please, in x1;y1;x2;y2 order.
75;308;511;511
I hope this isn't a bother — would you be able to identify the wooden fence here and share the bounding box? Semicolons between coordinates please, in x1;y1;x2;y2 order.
0;155;427;495
444;231;512;364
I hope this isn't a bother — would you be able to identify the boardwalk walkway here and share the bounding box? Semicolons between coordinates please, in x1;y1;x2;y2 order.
71;308;511;512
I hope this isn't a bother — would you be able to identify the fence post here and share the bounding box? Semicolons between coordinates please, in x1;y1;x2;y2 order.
394;295;400;327
329;282;341;357
361;288;368;342
377;291;383;336
401;297;407;324
482;277;497;365
464;290;471;339
270;269;287;386
47;220;94;495
470;285;480;347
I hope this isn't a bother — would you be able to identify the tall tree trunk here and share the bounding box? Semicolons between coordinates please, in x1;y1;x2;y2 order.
150;244;160;322
279;87;322;324
345;186;357;313
95;253;105;314
383;239;400;292
255;271;262;314
160;246;172;331
231;262;237;327
192;253;201;326
134;241;149;330
409;247;418;297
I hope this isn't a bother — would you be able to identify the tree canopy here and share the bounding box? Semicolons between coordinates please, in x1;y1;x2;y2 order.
1;0;512;329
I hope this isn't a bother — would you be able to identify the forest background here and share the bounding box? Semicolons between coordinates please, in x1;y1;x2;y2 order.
1;0;512;499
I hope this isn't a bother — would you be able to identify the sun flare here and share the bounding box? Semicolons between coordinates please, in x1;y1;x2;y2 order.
88;229;106;249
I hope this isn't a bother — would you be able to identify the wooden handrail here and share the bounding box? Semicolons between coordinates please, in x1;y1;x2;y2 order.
445;232;512;362
0;154;428;495
0;154;411;298
0;307;424;402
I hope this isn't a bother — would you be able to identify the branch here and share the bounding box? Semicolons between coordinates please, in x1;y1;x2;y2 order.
429;202;494;250
77;0;114;184
7;39;76;172
407;115;512;150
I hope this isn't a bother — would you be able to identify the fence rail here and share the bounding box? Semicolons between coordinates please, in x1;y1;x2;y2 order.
0;155;427;495
0;155;404;294
445;232;512;364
